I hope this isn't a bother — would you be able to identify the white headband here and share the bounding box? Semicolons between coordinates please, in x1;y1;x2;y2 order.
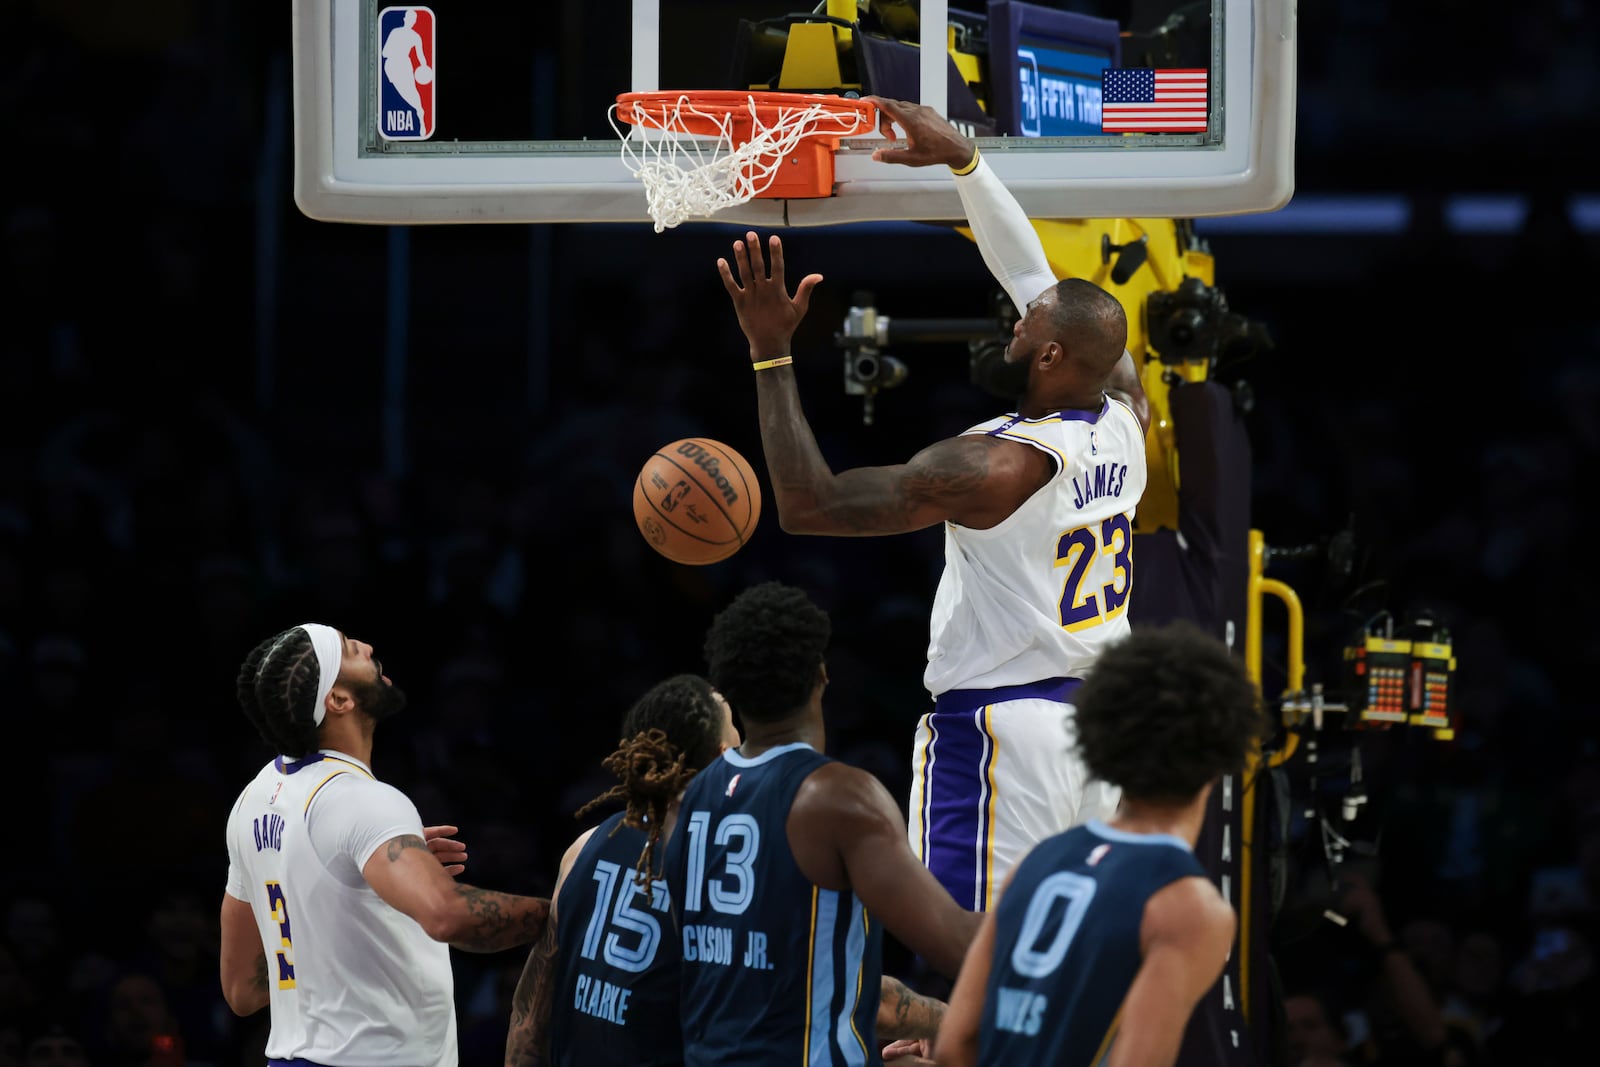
299;623;344;726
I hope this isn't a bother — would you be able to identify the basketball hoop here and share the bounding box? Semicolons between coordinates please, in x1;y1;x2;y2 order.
609;91;878;232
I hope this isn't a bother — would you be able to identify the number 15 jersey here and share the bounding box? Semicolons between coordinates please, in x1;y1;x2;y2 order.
551;811;683;1067
666;743;884;1067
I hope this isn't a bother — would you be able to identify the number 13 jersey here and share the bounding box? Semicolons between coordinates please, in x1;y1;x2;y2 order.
666;743;884;1067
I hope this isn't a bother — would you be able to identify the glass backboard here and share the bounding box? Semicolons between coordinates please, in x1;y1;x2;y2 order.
292;0;1296;226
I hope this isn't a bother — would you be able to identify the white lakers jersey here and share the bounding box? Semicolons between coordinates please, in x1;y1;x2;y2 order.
224;751;458;1067
925;398;1148;696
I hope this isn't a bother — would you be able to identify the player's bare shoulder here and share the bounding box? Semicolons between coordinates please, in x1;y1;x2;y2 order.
1143;874;1237;957
787;761;903;887
558;827;598;882
791;760;893;820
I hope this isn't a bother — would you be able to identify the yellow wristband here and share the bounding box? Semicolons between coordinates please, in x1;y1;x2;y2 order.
751;356;794;372
950;147;981;176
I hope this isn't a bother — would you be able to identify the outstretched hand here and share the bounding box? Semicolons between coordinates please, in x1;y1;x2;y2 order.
424;824;467;877
716;231;822;362
866;96;976;169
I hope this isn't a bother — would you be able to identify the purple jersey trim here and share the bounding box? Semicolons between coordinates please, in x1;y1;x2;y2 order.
934;676;1082;717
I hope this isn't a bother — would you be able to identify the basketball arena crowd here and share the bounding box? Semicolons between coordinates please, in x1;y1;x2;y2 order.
3;2;1597;1067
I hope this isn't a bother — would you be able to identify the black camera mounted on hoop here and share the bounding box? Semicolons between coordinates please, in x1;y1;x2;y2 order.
1146;276;1273;369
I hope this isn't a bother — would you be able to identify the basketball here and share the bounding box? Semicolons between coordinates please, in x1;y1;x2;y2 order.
414;64;433;85
633;438;761;565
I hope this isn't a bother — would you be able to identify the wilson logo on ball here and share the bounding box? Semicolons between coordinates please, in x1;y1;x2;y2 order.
674;440;742;506
634;438;762;566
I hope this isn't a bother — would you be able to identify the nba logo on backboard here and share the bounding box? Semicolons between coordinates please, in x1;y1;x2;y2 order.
379;7;435;141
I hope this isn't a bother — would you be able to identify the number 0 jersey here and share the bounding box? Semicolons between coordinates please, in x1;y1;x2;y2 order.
925;397;1147;697
551;811;683;1067
223;751;457;1067
978;821;1207;1067
666;743;884;1067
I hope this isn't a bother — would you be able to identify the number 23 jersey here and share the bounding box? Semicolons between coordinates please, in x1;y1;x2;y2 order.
925;397;1147;696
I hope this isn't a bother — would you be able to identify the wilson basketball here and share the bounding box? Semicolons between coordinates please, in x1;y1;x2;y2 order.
633;438;761;565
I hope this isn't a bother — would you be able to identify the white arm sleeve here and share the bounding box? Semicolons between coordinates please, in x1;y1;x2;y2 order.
952;156;1059;316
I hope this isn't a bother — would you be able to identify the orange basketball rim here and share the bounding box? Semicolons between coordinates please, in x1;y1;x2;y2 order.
612;90;878;203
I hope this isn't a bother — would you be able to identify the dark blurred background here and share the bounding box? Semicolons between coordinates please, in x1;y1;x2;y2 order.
3;2;1597;1066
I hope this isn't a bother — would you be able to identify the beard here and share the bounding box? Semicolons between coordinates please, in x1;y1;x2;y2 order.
971;342;1033;404
348;676;408;724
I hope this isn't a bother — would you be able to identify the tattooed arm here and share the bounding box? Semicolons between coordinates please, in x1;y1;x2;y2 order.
505;919;560;1067
719;231;1053;537
765;430;1056;536
505;829;592;1067
878;975;948;1042
363;833;552;952
219;892;270;1015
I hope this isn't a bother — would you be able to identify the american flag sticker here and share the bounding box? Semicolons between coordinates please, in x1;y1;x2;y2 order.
1100;68;1208;133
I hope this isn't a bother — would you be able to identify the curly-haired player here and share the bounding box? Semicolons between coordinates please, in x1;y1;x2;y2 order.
933;620;1269;1067
220;624;552;1067
669;580;980;1066
505;673;740;1067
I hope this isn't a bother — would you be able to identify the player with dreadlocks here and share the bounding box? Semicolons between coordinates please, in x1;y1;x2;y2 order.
220;624;552;1067
505;673;741;1067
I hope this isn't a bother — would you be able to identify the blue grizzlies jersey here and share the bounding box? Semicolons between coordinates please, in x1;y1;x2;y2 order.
979;821;1207;1066
666;743;884;1067
552;812;682;1067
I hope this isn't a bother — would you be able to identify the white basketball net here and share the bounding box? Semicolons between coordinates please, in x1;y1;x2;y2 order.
609;94;871;233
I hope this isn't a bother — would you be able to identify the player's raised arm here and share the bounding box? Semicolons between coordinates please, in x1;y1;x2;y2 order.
717;232;1054;536
867;96;1057;316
